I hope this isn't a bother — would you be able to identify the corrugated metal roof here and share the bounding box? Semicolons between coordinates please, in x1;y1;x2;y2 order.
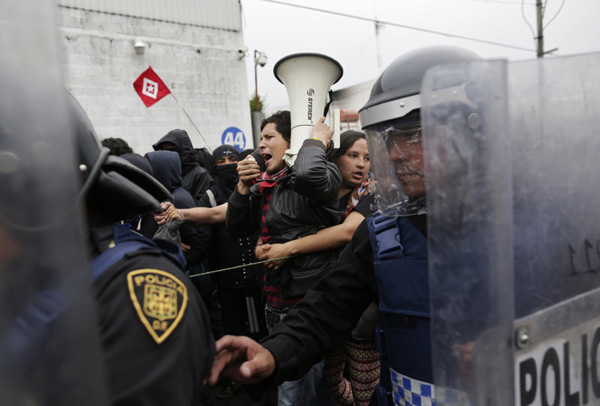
56;0;242;31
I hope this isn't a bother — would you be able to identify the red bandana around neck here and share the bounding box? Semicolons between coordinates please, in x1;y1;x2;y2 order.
257;166;289;192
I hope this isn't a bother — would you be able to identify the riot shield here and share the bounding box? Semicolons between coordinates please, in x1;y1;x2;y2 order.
0;0;107;404
423;52;600;406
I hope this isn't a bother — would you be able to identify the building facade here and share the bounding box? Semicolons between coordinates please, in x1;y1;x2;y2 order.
57;0;253;154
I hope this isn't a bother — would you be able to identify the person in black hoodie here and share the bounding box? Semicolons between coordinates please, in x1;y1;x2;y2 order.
153;129;213;204
144;151;206;273
198;145;267;340
198;145;268;400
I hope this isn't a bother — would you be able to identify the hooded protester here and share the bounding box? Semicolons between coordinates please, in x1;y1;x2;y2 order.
153;129;213;204
144;151;206;271
197;144;267;399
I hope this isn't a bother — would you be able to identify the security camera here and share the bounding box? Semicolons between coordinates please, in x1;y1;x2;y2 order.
256;52;268;67
238;47;248;60
134;40;146;55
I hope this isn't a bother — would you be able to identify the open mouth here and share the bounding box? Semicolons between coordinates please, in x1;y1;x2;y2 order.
352;171;365;181
261;152;273;165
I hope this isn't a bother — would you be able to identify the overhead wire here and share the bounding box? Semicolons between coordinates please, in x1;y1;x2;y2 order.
543;0;567;29
521;0;537;49
470;0;534;4
262;0;534;53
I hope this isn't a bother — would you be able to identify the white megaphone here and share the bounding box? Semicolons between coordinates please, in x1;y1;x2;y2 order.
274;53;343;167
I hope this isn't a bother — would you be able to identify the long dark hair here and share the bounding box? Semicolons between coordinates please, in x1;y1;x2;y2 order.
329;130;365;163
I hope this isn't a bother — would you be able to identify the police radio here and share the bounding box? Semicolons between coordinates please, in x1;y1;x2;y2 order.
273;53;343;167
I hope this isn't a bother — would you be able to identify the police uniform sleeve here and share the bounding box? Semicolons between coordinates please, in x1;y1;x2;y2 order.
93;251;214;406
261;219;378;383
353;194;376;218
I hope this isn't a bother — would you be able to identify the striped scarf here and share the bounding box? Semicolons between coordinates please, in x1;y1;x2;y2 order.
345;180;370;217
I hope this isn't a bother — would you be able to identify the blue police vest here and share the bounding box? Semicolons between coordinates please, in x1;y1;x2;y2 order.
367;213;431;406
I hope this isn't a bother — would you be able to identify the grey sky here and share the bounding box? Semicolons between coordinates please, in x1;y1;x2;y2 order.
241;0;600;112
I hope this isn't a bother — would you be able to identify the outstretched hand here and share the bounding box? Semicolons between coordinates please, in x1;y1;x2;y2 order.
204;335;276;387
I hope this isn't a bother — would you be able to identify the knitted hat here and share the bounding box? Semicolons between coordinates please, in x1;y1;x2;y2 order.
212;144;241;166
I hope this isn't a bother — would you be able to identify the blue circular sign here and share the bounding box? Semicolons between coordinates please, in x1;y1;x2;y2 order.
221;127;246;152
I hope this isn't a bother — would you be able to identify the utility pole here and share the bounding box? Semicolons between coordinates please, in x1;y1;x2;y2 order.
536;0;544;58
374;20;383;71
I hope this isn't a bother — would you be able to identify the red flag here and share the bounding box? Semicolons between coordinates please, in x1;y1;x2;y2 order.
133;66;171;107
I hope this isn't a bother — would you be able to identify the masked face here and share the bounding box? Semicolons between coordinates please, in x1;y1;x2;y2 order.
216;156;238;166
157;142;178;152
216;157;238;187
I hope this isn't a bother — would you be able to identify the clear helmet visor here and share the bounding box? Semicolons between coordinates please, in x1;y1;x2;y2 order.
363;117;427;216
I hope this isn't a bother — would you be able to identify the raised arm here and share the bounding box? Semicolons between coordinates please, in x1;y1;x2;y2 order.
292;118;341;202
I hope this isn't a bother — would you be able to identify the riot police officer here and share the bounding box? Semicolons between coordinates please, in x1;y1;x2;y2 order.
1;1;214;403
205;45;482;406
71;92;216;405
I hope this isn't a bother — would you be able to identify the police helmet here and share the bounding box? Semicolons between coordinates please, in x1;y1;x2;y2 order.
69;93;172;226
359;46;482;216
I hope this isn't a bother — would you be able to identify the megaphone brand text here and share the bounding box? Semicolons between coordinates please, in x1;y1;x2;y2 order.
307;89;314;121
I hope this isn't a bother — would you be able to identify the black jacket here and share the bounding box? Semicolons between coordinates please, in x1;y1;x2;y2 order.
153;129;213;203
198;180;261;288
226;138;342;298
144;151;206;268
261;220;376;384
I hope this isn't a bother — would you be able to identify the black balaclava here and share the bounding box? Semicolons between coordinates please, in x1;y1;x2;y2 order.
212;145;241;195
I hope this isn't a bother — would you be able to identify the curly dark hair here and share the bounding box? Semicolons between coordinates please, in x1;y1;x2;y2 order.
101;137;133;156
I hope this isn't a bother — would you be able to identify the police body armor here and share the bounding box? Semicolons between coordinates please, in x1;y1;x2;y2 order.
368;212;430;406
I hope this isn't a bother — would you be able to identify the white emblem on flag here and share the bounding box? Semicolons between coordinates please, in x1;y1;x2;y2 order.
142;78;159;99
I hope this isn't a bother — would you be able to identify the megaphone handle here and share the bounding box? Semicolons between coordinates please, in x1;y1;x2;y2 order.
323;90;334;118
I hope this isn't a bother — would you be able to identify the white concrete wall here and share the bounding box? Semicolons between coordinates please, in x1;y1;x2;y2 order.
58;6;253;155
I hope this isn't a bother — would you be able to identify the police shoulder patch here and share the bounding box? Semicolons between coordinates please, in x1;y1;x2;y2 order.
126;269;188;344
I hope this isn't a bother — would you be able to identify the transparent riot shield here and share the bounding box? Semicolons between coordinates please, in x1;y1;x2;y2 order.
0;0;108;404
423;52;600;406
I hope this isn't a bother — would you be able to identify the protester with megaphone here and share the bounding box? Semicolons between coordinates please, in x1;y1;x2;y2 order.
206;46;484;406
254;130;379;405
226;110;341;405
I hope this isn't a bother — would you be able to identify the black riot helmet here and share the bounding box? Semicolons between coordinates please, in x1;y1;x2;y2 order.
68;93;172;227
359;46;482;216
